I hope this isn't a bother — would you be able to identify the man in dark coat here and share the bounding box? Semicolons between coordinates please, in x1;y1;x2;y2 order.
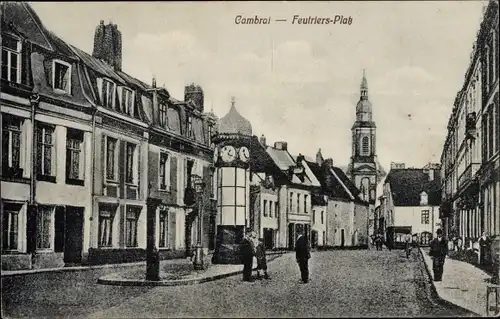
429;228;449;282
295;233;311;283
240;232;256;282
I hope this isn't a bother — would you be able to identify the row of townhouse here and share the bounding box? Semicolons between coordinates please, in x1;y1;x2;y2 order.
209;94;371;263
1;3;218;270
439;0;499;264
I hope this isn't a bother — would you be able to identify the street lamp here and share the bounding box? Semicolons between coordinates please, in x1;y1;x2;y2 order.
191;174;206;270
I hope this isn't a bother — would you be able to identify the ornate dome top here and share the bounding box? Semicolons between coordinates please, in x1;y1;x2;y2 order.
218;97;252;136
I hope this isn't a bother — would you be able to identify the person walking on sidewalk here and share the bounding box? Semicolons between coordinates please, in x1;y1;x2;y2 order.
429;228;448;282
240;231;256;282
295;233;311;283
255;238;270;280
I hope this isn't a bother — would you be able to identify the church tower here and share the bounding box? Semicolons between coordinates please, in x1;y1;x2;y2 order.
347;70;383;206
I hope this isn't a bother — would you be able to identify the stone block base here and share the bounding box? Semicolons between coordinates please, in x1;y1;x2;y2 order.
1;253;32;270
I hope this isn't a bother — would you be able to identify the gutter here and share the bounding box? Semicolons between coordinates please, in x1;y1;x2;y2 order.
29;93;40;205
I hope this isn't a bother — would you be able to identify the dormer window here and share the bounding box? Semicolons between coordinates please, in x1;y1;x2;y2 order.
52;60;71;93
159;103;168;129
420;191;428;206
1;34;21;84
97;78;115;109
118;87;134;116
187;116;193;137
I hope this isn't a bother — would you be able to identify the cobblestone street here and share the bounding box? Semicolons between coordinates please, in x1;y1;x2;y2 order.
2;250;475;318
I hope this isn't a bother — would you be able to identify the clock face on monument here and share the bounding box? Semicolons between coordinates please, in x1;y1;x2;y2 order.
220;145;236;162
239;146;250;162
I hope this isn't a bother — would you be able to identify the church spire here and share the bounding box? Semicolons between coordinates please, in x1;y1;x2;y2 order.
360;69;368;100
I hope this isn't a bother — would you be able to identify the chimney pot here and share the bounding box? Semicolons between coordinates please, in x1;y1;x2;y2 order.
324;158;333;167
259;134;267;147
185;84;204;112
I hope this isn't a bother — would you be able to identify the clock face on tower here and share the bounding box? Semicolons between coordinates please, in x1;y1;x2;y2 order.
220;145;236;162
239;146;250;162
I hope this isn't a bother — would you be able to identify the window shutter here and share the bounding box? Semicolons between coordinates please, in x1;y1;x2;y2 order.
148;150;158;192
26;205;37;253
169;211;176;249
170;156;177;194
54;206;65;253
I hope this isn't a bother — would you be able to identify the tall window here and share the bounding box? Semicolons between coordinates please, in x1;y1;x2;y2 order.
125;207;140;247
2;204;20;251
187;116;193;137
297;194;301;213
36;206;53;250
304;195;308;214
2;115;22;174
105;137;117;181
312;210;316;223
362;136;369;155
125;142;137;184
159;152;170;190
321;211;324;224
289;192;293;212
98;206;115;247
101;79;115;109
275;202;279;218
488;37;495;89
52;60;71;93
488;107;494;158
269;201;273;218
159;103;168;128
421;210;430;225
263;200;268;217
36;124;55;177
159;211;169;248
120;87;134;116
496;99;500;153
1;34;21;83
66;129;84;182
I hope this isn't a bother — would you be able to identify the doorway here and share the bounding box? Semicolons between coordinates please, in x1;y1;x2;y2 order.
288;223;295;250
264;228;274;250
64;206;84;264
311;231;318;248
341;229;345;247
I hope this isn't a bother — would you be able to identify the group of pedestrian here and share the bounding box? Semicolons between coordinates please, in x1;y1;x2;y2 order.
240;230;311;284
240;231;270;282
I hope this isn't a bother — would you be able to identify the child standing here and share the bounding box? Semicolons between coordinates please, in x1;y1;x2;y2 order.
255;238;270;280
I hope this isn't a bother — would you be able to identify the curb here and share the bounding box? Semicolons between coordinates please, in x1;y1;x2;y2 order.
417;247;481;317
1;251;287;278
97;253;286;287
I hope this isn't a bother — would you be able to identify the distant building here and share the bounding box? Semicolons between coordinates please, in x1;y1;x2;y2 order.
382;164;442;245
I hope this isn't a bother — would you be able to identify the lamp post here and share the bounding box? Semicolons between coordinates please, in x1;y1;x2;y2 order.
191;174;206;270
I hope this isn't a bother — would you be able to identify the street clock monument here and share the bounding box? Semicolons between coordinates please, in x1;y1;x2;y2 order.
212;97;252;264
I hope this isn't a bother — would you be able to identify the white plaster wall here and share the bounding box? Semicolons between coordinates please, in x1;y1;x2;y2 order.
393;206;440;236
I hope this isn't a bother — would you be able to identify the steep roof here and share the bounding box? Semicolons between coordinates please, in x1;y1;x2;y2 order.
248;136;286;179
306;161;353;201
385;168;441;207
266;146;295;171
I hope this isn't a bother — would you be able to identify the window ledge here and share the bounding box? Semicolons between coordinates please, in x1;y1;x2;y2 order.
158;248;173;251
37;175;56;183
53;88;71;95
125;182;138;188
159;187;172;193
66;178;85;186
35;249;54;253
97;246;115;250
2;250;21;254
105;180;119;185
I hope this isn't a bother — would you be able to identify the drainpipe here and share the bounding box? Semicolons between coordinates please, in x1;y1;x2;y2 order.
29;93;39;205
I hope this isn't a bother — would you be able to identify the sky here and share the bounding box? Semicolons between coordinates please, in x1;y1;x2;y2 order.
30;1;487;174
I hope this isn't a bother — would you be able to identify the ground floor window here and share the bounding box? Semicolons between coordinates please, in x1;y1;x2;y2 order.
98;205;117;247
36;206;53;250
2;202;22;251
125;206;141;247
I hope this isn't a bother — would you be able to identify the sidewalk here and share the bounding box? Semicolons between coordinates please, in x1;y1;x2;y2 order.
1;251;287;277
97;252;288;286
419;247;492;317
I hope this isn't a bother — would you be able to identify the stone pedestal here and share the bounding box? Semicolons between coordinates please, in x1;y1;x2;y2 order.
490;236;500;284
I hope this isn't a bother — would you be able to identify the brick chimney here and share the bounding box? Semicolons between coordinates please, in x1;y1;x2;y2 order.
324;158;333;168
296;153;305;164
184;83;204;112
92;20;122;71
390;162;405;170
316;148;324;166
259;134;267;147
274;141;288;151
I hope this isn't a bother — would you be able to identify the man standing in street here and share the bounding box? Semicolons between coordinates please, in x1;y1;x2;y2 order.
295;233;311;283
429;228;449;282
240;231;256;282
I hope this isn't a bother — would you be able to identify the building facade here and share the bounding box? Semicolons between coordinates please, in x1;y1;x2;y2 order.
440;0;499;261
382;163;442;245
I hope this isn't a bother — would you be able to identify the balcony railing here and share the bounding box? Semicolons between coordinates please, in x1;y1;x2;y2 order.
465;112;477;140
458;163;481;190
